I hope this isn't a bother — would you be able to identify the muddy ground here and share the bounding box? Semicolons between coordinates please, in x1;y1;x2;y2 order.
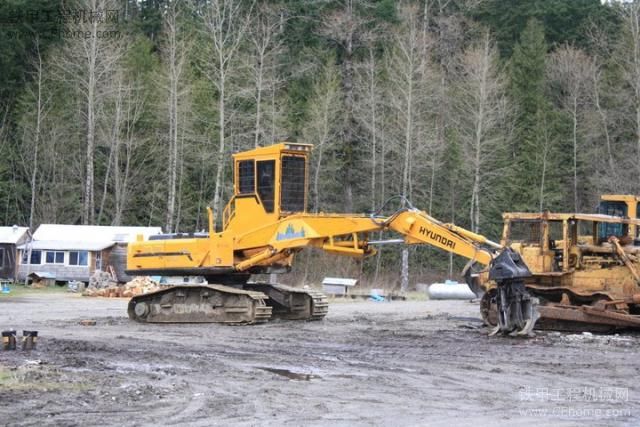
0;293;638;427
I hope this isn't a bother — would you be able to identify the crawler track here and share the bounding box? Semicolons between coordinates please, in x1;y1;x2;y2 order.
128;282;328;324
243;283;329;321
128;284;272;324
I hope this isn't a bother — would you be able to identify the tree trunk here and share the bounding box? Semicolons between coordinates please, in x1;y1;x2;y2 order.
29;45;43;229
593;71;615;172
313;144;324;213
212;75;226;224
572;98;578;211
254;53;264;148
342;0;355;213
400;81;412;292
165;19;180;233
83;20;99;225
368;49;377;212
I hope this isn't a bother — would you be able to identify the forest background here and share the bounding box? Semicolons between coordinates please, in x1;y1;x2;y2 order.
1;0;637;288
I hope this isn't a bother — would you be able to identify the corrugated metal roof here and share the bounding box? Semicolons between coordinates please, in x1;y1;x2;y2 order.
33;224;162;243
0;226;29;244
17;240;115;251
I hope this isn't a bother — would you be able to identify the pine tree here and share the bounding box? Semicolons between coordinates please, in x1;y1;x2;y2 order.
508;18;555;211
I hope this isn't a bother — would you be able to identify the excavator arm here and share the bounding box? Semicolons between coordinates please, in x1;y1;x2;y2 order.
383;209;497;265
227;207;537;335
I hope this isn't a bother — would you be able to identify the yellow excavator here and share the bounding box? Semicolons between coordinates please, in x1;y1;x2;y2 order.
126;142;535;334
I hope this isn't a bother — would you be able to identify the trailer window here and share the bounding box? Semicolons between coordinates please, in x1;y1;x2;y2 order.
281;156;306;212
24;250;42;265
69;251;88;266
257;160;275;213
45;251;64;264
0;248;4;267
237;160;255;194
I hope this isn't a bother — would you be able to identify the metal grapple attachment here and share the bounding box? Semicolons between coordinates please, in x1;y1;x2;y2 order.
488;248;539;336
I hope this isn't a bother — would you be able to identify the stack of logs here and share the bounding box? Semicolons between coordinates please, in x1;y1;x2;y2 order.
82;276;160;298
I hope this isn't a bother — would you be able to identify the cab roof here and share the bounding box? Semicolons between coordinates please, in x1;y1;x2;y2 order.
503;212;640;225
600;194;640;202
233;142;313;161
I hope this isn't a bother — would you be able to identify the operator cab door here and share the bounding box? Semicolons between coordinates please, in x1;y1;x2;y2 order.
236;159;276;214
280;155;307;213
257;160;276;213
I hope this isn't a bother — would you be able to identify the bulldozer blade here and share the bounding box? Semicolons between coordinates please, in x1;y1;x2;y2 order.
536;305;640;331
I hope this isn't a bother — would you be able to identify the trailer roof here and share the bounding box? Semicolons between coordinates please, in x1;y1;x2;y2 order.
32;224;162;243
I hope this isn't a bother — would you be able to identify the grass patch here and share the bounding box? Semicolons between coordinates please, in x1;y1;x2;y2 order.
404;291;429;301
0;367;13;382
0;364;89;392
0;284;67;298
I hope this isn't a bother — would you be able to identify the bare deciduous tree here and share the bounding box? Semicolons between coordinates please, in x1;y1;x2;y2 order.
19;40;51;228
549;45;593;211
453;32;506;233
54;0;124;224
303;58;342;213
200;0;253;221
249;4;285;148
385;3;430;291
92;66;149;226
161;1;192;232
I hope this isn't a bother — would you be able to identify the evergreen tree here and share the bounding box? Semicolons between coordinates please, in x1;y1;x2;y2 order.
471;0;619;58
508;19;556;211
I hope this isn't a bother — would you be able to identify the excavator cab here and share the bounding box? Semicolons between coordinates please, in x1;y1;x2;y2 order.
222;143;312;231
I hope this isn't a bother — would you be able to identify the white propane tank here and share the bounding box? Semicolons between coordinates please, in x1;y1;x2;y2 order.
427;280;476;300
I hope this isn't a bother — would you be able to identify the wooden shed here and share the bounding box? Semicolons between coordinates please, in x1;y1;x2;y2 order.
0;226;29;281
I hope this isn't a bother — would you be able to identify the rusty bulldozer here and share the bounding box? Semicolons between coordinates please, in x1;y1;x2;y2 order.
477;195;640;333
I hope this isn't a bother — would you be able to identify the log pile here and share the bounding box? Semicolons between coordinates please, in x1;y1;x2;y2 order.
89;270;117;289
82;276;160;298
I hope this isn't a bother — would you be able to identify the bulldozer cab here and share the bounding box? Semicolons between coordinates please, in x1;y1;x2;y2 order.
222;143;311;231
599;195;640;240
